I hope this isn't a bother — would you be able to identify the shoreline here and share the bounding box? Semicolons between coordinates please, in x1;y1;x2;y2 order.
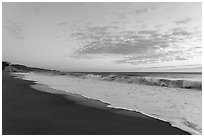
31;81;199;135
3;72;190;135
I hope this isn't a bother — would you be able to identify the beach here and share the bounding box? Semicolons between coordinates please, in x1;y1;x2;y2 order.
3;2;202;135
20;71;202;134
2;72;189;135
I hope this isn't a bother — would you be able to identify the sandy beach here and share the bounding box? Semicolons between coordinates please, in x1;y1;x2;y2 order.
2;72;190;135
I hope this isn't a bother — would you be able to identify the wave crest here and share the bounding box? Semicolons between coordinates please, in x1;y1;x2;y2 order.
85;74;202;90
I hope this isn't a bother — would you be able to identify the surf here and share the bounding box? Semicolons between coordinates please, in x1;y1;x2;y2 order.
13;72;202;135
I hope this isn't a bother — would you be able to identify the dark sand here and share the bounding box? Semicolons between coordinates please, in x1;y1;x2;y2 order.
2;72;190;135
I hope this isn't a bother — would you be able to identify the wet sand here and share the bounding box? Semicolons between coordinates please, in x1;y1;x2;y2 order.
2;72;190;135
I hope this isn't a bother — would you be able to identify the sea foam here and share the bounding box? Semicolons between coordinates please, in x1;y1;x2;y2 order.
84;74;202;90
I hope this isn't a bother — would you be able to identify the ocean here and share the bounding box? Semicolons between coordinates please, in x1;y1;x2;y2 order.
13;72;202;134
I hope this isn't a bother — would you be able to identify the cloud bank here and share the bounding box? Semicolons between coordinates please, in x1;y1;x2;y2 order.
71;24;198;65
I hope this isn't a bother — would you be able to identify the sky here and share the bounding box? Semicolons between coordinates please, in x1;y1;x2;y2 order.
2;2;202;72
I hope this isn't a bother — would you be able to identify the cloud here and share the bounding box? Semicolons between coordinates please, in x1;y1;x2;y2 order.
137;30;160;38
115;53;166;64
172;27;192;36
71;25;196;65
174;56;188;60
155;24;163;29
115;50;187;65
3;20;25;39
58;22;68;26
134;6;158;15
151;7;159;10
175;17;192;25
77;41;151;55
135;8;148;14
172;31;192;36
73;27;172;56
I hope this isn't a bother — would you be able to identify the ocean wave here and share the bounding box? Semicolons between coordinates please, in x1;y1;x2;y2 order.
83;74;202;90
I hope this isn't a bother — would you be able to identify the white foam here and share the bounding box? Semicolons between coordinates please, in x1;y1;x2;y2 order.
19;72;202;134
82;73;202;90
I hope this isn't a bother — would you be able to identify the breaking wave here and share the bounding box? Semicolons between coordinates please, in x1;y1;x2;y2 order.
84;74;202;90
